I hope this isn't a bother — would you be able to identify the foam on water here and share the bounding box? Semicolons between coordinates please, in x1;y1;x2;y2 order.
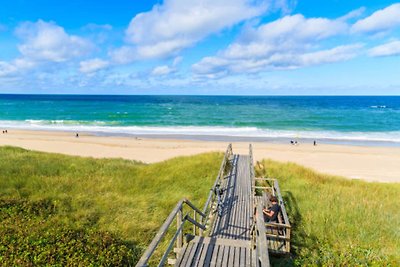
1;120;400;144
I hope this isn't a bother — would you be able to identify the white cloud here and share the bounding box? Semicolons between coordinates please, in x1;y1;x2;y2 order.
273;0;297;15
172;56;183;66
151;65;175;76
79;58;109;73
15;20;93;62
111;0;268;63
193;14;351;75
368;40;400;57
352;3;400;33
338;7;366;21
109;46;137;64
0;61;17;77
299;44;363;65
0;58;38;78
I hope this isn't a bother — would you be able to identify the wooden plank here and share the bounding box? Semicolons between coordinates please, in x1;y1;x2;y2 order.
228;246;235;267
221;246;230;267
238;155;247;240
178;242;194;267
188;243;204;267
209;244;220;267
234;246;240;267
239;246;246;267
216;245;225;267
175;243;190;267
256;202;270;267
190;236;249;248
197;243;214;267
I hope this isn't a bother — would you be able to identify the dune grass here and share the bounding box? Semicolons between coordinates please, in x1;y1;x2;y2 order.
256;159;400;266
1;146;399;266
0;146;221;265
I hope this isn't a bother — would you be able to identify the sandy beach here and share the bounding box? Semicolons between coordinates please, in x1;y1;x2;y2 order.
1;129;399;183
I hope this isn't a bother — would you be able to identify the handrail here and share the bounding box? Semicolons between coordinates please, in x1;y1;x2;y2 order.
256;202;271;267
249;144;256;206
185;199;206;218
201;143;232;220
264;222;291;229
273;180;291;229
136;198;206;267
158;214;206;267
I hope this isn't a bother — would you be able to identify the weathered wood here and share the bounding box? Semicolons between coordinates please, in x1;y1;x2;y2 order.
256;202;270;267
180;242;195;266
177;208;183;249
210;155;252;241
221;246;230;266
228;246;235;267
202;144;233;218
185;240;201;266
209;244;219;267
139;145;290;267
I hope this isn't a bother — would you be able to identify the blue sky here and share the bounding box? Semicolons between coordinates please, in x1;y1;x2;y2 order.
1;0;400;95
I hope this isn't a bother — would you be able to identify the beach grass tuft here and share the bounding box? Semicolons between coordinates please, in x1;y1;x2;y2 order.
256;159;400;266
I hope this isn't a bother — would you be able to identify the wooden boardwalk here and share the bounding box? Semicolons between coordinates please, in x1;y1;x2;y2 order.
175;154;254;266
175;237;251;267
210;155;252;240
135;144;289;267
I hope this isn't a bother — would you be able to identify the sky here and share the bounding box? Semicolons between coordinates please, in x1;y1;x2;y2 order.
1;0;400;95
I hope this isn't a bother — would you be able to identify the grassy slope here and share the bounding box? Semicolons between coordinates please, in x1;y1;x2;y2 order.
0;146;221;265
256;159;400;266
1;146;399;266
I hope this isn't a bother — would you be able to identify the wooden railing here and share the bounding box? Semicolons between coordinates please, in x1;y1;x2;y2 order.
136;144;233;267
135;199;206;267
252;177;291;254
201;143;233;225
255;202;271;267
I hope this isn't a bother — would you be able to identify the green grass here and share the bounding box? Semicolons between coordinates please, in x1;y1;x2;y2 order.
256;159;400;266
1;146;399;266
0;146;221;266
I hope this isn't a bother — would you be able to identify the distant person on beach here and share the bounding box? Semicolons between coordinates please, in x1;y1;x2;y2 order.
290;140;294;145
76;133;79;138
263;196;281;223
314;140;317;146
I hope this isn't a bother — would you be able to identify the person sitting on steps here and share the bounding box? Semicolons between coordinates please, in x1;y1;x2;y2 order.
263;196;281;223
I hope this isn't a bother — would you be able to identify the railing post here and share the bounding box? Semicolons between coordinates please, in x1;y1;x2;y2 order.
286;227;291;252
177;206;183;249
193;210;197;235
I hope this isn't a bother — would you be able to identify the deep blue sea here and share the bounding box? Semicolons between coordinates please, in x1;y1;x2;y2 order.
0;95;399;145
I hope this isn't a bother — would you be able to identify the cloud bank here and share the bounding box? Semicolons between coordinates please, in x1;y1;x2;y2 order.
110;0;269;63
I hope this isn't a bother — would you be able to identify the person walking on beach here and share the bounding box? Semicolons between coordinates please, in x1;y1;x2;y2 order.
263;196;281;223
314;140;317;146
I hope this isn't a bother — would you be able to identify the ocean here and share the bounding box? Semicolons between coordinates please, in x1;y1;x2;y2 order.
0;95;399;146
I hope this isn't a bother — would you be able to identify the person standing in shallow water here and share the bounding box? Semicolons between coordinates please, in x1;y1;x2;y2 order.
263;196;281;223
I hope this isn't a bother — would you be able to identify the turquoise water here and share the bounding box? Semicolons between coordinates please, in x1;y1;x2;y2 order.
0;95;399;144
